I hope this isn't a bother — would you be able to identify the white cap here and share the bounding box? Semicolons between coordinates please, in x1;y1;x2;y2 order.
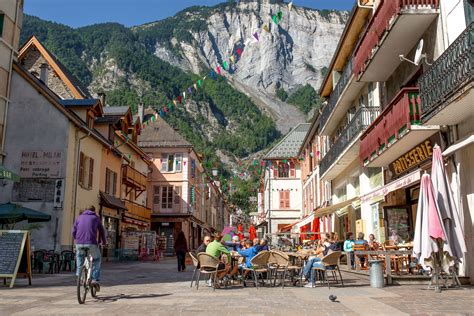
232;236;240;242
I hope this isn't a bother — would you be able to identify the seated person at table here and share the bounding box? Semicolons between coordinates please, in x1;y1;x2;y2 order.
368;234;380;250
343;232;355;269
354;232;368;268
257;239;269;252
206;233;238;281
303;237;339;287
253;238;260;247
237;239;259;277
196;235;212;254
224;235;241;251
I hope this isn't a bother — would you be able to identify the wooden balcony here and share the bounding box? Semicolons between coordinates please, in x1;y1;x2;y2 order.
122;165;147;190
353;0;438;82
124;199;151;221
360;88;439;167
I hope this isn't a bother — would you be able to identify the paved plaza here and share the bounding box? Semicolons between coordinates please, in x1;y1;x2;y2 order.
0;258;473;316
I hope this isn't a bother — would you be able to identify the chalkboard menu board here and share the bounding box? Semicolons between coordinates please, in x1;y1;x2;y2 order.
0;230;32;288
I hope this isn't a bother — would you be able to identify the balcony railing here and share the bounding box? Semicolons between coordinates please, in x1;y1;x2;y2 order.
353;0;439;78
420;22;473;122
360;88;421;165
320;107;380;176
321;58;354;132
124;200;151;221
122;165;147;190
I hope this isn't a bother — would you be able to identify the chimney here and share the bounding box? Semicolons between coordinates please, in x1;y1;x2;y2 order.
98;92;107;107
39;63;48;85
138;103;144;124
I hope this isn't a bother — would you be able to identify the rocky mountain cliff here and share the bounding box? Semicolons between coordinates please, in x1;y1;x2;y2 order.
20;0;347;172
136;0;348;131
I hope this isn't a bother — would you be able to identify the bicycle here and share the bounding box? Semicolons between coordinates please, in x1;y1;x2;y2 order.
77;247;99;304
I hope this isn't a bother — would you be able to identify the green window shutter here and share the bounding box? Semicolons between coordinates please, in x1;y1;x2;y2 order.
0;14;4;38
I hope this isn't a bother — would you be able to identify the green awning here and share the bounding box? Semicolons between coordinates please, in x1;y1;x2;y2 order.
0;165;20;182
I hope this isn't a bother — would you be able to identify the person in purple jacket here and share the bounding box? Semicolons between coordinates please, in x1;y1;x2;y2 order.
72;206;107;288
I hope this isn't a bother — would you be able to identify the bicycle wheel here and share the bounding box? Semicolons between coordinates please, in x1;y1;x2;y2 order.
77;266;88;304
90;284;97;298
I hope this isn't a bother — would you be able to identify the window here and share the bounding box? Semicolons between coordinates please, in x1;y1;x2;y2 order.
78;152;94;190
105;168;117;196
153;186;160;208
0;14;4;38
279;190;290;209
278;162;289;178
161;186;173;209
191;159;196;178
160;153;182;172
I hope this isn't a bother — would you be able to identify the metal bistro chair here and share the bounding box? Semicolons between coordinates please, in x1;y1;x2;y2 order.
268;250;289;288
189;252;201;288
60;250;75;272
242;251;271;289
311;251;344;289
196;253;226;291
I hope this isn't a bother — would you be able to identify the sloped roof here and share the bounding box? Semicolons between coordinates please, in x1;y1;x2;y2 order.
138;114;191;148
103;106;130;116
19;36;92;99
264;123;311;159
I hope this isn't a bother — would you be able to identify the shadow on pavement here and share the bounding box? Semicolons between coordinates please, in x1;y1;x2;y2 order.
95;293;171;303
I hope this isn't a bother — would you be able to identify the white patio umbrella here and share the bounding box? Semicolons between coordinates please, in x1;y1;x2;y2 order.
412;173;447;271
431;145;467;271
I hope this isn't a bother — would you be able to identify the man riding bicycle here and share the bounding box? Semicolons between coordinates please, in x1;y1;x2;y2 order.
72;206;106;289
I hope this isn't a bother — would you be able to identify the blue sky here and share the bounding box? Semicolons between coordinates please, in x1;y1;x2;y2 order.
24;0;354;28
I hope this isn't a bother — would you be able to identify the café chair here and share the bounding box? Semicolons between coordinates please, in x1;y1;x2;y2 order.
60;250;75;272
268;250;290;288
311;251;344;289
196;253;226;291
242;250;271;289
189;252;200;288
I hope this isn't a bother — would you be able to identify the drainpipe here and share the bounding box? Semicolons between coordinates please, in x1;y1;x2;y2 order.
70;128;91;250
0;1;20;164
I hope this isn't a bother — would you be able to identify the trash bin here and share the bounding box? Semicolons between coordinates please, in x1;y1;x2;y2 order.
369;259;384;288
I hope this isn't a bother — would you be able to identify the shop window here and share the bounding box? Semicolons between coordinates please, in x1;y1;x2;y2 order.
161;186;173;209
78;152;94;190
279;190;290;209
105;168;117;196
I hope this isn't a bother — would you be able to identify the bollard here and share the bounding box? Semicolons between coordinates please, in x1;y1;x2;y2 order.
369;259;384;288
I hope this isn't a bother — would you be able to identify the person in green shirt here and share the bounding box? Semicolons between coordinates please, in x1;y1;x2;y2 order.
205;233;238;280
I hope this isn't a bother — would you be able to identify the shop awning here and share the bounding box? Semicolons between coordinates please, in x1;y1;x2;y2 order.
443;134;474;157
100;191;126;210
314;197;359;217
296;213;314;228
0;165;20;182
361;169;421;204
279;220;301;232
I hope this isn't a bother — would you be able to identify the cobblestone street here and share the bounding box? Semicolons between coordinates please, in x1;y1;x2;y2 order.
1;258;473;316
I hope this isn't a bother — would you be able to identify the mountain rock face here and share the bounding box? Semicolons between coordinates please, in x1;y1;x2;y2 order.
138;0;348;131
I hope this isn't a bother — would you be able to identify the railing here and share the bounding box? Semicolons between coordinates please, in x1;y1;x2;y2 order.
320;107;380;176
122;165;147;189
420;22;473;122
321;58;354;132
353;0;439;78
360;88;421;165
124;199;151;221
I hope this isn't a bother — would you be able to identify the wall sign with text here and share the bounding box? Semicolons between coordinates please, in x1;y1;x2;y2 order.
20;151;63;178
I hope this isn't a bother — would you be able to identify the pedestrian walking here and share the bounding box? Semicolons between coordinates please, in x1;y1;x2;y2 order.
174;231;188;272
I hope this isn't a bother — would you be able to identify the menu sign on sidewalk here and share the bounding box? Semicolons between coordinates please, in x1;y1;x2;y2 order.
0;230;32;288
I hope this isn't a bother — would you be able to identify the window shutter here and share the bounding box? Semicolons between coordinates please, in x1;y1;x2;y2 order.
290;161;295;178
279;191;284;208
78;152;85;186
153;186;160;205
285;191;290;208
105;169;110;194
174;186;181;205
88;158;94;189
112;171;117;196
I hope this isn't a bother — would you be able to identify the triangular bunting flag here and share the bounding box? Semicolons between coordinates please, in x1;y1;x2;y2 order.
253;32;259;41
237;47;242;56
223;61;228;70
263;24;270;32
277;11;283;21
216;66;221;75
288;1;293;11
177;95;182;104
272;15;278;25
197;79;202;87
230;55;235;63
194;83;197;90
